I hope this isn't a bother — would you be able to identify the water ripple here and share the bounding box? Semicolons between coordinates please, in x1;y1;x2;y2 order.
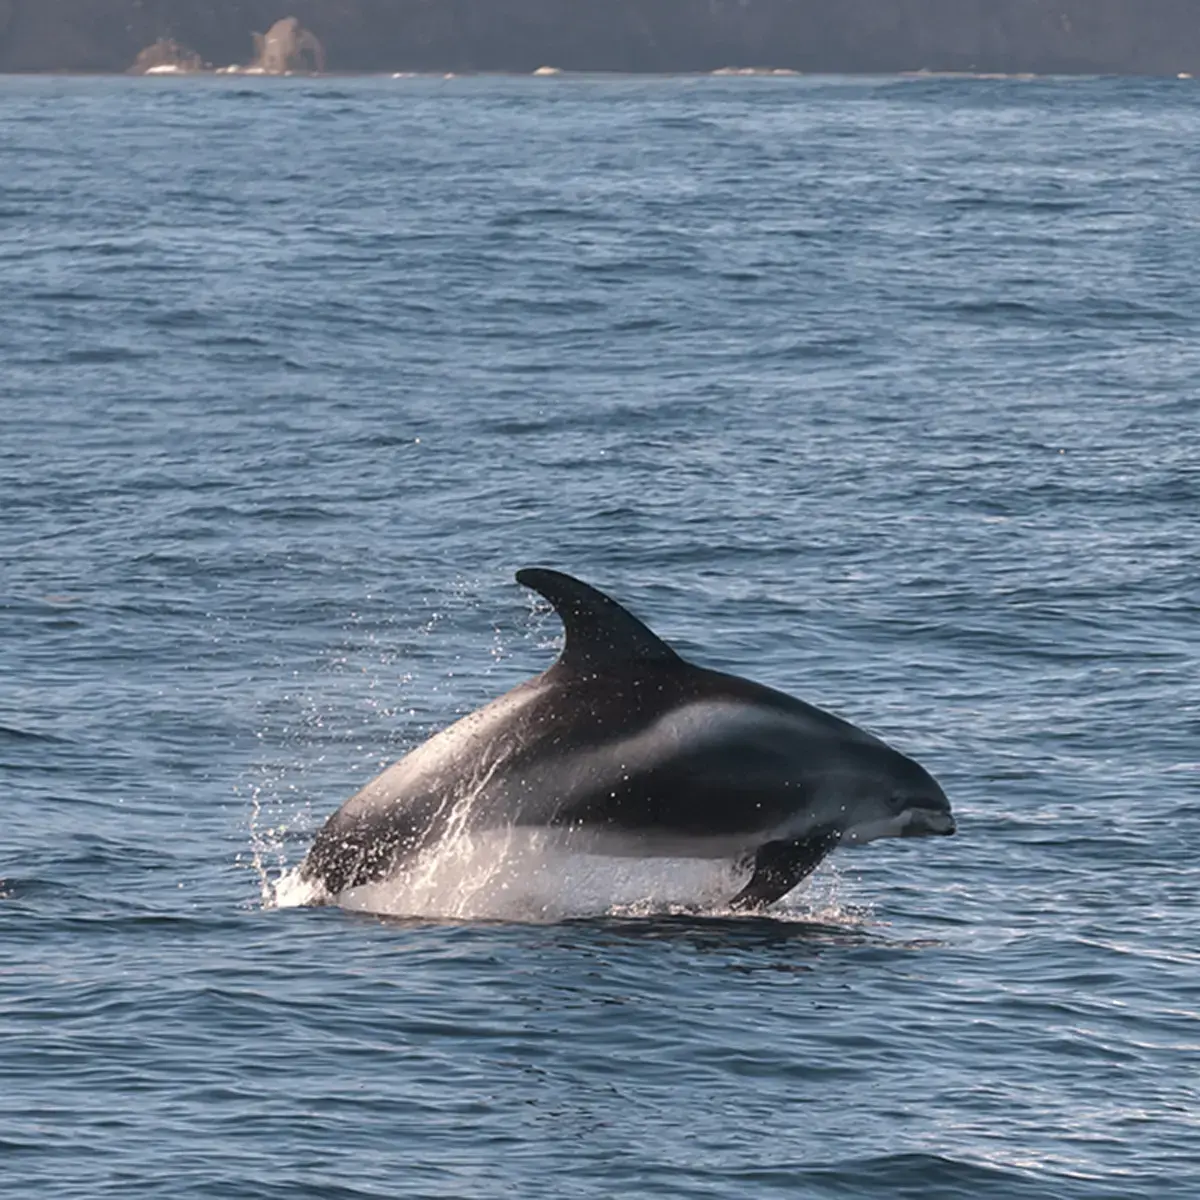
1;73;1197;1200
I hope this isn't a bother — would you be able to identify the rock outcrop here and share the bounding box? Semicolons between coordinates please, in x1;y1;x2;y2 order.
250;16;325;73
127;37;204;74
3;0;1200;76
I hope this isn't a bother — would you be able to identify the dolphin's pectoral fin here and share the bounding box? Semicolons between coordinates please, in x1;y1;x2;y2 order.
729;830;840;911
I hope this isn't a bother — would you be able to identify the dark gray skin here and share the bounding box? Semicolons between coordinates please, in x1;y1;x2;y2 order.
300;569;954;909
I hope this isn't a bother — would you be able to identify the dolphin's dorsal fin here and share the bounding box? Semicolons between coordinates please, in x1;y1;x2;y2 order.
516;568;680;673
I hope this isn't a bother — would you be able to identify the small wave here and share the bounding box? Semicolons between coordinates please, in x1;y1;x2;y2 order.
575;257;700;277
352;432;424;449
0;723;67;744
946;298;1042;318
145;308;214;329
480;397;705;437
655;115;721;130
750;1151;1085;1198
28;289;104;302
64;347;148;364
577;911;872;949
245;503;339;523
612;316;668;332
946;194;1087;213
197;333;268;348
490;206;602;227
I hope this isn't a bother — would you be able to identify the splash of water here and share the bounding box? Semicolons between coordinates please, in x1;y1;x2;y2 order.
244;779;304;908
267;826;861;926
245;574;544;910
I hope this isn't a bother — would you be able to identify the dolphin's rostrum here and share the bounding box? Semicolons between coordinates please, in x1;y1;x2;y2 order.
300;569;954;909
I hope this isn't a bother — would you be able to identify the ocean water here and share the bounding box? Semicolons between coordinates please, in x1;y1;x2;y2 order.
2;73;1198;1198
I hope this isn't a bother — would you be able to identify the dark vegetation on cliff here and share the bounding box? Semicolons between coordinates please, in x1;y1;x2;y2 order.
2;0;1200;75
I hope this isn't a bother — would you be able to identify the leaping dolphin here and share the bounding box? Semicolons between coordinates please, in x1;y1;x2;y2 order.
300;568;954;909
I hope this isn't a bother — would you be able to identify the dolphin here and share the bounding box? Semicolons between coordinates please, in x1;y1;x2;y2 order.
300;568;954;909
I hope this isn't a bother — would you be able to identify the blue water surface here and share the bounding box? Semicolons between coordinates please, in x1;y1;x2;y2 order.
1;73;1198;1199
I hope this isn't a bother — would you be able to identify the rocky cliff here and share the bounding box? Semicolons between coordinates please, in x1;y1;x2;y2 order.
2;0;1199;75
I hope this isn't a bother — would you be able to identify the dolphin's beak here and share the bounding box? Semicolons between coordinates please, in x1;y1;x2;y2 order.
902;808;956;837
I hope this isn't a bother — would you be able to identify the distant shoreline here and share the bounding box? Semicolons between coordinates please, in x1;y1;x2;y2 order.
2;71;1196;82
3;0;1200;78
